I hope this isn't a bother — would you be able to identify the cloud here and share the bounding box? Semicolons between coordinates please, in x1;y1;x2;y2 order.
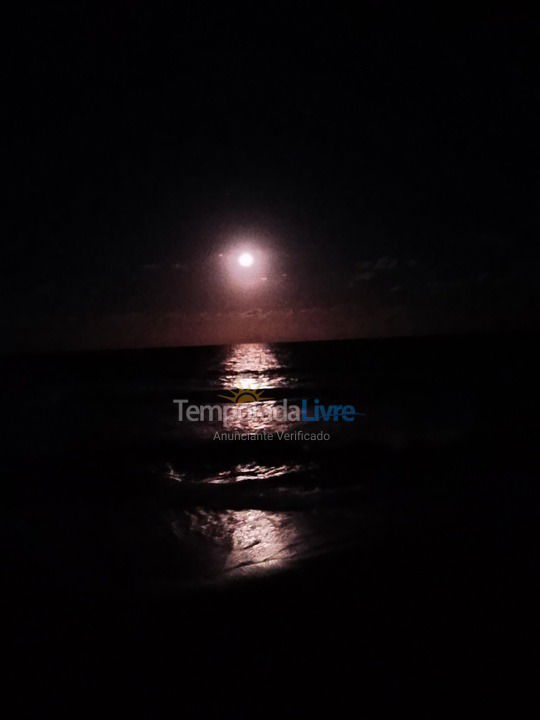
374;256;398;270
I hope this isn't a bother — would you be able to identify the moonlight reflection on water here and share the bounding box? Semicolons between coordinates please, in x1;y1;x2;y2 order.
220;342;287;390
190;509;305;577
167;343;325;582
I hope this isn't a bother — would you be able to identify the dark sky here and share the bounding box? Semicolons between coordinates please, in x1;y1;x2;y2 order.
2;3;539;350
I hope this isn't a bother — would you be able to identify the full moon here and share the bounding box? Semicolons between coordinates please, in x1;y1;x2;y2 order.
238;252;254;267
225;243;268;288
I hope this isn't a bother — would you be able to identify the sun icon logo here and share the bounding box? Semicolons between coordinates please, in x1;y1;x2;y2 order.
218;381;267;404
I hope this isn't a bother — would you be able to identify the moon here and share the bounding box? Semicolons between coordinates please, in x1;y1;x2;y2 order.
238;252;254;267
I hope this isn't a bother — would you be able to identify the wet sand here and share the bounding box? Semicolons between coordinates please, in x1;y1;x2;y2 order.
4;451;540;717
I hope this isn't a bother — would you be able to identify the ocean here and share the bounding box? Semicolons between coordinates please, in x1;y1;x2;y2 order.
2;334;538;589
2;334;540;715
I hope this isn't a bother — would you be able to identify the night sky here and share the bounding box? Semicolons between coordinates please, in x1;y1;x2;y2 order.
2;3;539;350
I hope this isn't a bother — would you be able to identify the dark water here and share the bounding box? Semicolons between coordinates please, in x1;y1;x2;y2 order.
2;334;535;587
2;334;540;715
